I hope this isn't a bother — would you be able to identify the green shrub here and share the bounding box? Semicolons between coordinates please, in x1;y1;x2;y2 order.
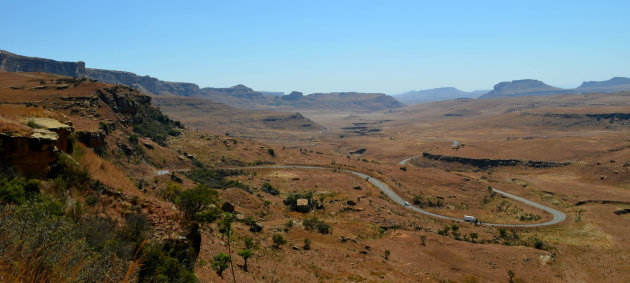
140;243;197;282
0;202;132;281
303;216;331;234
272;233;287;248
185;168;250;191
212;252;231;277
0;178;40;205
196;206;222;222
261;182;279;195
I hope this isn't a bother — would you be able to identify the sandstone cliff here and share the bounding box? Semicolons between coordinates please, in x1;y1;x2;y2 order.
0;118;73;178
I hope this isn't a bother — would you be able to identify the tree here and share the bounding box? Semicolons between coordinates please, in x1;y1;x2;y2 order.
267;148;275;157
384;249;391;260
218;213;236;282
420;235;426;246
507;270;515;283
176;184;219;221
303;238;311;250
212;253;231;277
237;249;253;272
244;236;258;250
272;233;287;248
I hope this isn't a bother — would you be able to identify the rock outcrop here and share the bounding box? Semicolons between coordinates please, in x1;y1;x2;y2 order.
0;50;86;78
0;50;201;97
86;69;201;97
0;118;73;178
422;152;569;169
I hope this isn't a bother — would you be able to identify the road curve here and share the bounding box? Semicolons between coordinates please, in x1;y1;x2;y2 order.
223;165;566;227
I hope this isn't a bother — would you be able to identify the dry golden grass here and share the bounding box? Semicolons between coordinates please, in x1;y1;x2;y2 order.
73;142;137;192
0;104;67;135
0;235;142;283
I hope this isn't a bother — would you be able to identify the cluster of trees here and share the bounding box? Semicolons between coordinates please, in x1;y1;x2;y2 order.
184;168;250;191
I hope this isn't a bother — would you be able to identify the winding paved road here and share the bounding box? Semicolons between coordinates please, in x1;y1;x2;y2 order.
224;164;566;228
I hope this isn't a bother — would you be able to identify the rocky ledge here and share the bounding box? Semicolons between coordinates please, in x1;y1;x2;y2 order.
422;152;569;169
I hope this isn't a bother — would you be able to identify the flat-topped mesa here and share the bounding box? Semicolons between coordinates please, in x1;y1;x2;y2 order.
0;118;74;178
480;79;563;99
0;50;86;78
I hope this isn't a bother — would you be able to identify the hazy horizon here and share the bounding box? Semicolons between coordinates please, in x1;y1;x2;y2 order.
2;0;629;94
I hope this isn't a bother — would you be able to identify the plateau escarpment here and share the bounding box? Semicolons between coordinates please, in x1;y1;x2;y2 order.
0;50;405;112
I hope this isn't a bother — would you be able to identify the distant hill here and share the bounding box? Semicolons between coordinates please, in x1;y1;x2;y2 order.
152;96;323;136
576;77;630;93
0;50;403;112
479;79;564;99
393;87;488;104
480;77;630;99
259;91;285;96
279;91;404;111
200;87;403;111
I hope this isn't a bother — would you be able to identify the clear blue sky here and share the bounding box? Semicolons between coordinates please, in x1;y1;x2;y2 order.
2;0;629;94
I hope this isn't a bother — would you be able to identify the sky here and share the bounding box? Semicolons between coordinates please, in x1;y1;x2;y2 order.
2;0;629;94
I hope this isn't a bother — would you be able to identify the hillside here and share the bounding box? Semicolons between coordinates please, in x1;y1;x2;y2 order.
152;95;323;137
394;87;488;104
577;77;630;93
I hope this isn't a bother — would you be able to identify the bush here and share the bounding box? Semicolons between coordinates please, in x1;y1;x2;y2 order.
196;206;222;222
131;107;181;146
261;182;279;195
303;216;331;234
0;202;134;282
140;243;197;282
185;168;250;191
212;252;231;277
0;177;40;205
272;233;287;248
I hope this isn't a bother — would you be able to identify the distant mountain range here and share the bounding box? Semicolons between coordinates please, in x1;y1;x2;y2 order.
0;50;403;112
2;50;629;108
397;77;630;103
393;87;489;104
480;78;630;99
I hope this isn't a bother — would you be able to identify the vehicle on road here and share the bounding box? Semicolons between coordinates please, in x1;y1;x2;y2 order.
464;215;477;223
404;201;410;206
